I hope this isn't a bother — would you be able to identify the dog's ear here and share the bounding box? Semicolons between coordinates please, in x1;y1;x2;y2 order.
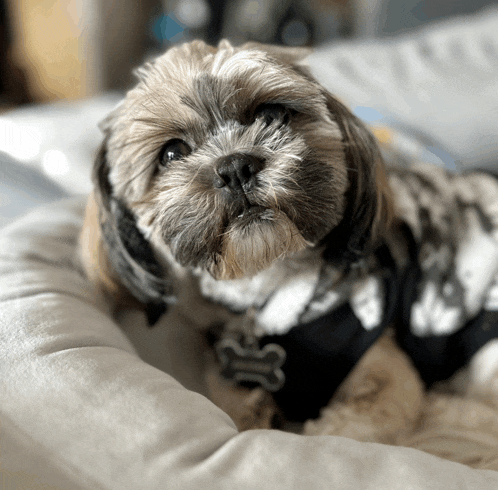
81;140;175;325
321;92;393;265
81;142;121;300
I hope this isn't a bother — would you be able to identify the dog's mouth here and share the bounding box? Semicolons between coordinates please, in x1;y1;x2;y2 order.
226;196;274;228
234;205;273;225
238;204;266;217
208;203;309;280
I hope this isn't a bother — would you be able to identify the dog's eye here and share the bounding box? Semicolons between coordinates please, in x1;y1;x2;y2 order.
160;139;191;165
254;103;290;126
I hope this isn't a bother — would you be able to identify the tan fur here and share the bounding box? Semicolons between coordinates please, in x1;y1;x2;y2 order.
214;211;309;280
303;332;423;443
80;192;117;295
80;192;138;308
205;350;280;431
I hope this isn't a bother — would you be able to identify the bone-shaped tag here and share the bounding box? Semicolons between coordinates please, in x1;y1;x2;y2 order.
215;337;286;392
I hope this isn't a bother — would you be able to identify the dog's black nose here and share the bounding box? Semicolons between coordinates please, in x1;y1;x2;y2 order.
214;154;264;193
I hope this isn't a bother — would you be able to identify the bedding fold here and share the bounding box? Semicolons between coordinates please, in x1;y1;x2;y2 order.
2;199;498;489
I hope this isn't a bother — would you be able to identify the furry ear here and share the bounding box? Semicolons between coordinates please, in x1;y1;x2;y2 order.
321;92;393;265
81;142;122;300
81;141;175;325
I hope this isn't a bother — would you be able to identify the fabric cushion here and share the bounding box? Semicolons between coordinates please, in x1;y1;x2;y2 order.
308;6;498;170
2;199;498;489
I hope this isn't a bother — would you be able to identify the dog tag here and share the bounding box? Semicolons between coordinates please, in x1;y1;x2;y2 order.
215;337;286;392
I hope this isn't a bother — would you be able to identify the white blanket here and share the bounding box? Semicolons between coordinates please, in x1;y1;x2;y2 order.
2;199;498;489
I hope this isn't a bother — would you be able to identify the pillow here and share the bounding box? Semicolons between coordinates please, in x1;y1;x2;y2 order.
308;6;498;170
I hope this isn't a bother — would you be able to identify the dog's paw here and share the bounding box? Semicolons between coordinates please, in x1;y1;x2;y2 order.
302;400;395;442
302;390;413;443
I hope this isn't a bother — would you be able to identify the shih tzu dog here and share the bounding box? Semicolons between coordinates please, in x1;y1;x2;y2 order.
81;39;498;442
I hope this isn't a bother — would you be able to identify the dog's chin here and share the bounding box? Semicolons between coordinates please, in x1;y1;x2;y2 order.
208;209;310;280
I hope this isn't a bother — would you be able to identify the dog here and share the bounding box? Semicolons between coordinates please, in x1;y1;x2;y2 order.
80;39;498;442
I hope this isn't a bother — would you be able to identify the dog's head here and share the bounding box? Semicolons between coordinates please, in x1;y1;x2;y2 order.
89;40;391;307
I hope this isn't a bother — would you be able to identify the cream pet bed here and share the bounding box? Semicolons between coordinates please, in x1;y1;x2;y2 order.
2;200;498;489
4;7;498;489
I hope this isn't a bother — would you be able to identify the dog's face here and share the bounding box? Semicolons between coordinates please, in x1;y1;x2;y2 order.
91;40;389;298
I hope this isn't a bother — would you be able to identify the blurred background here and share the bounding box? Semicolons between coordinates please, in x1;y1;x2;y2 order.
1;0;498;227
2;0;497;105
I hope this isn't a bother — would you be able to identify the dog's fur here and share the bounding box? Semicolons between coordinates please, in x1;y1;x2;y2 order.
84;40;392;282
81;40;422;439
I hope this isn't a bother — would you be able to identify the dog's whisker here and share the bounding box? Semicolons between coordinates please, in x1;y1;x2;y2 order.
263;180;280;209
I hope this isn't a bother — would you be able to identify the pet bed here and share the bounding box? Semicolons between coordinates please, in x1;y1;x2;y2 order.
3;7;498;490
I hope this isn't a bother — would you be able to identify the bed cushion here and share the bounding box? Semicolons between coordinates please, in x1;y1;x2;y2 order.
0;151;67;228
2;198;498;489
308;5;498;171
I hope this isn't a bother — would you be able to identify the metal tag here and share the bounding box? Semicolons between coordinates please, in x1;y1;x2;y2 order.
215;337;286;392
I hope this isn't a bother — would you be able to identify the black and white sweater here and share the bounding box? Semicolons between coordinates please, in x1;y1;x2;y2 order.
200;163;498;421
